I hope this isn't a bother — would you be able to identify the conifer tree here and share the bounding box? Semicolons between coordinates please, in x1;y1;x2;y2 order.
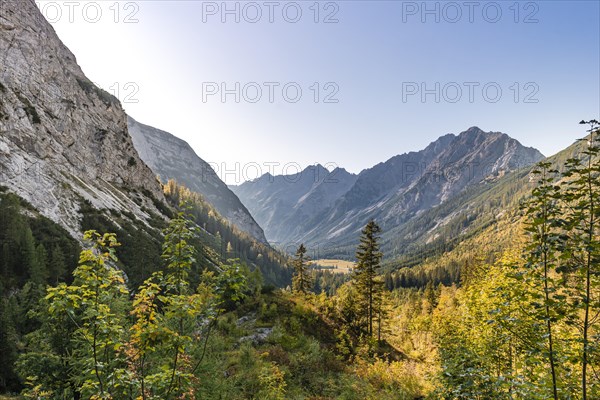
292;244;312;294
20;227;43;285
1;243;12;285
374;289;391;342
353;220;384;338
424;280;437;314
48;245;66;284
34;244;48;283
0;286;18;392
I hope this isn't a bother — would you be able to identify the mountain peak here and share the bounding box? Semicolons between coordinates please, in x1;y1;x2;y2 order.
304;163;329;174
457;126;498;140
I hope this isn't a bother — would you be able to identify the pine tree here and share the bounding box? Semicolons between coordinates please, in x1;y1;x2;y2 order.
353;220;384;338
292;244;312;294
1;242;12;287
0;286;18;392
384;272;393;291
374;289;391;342
424;280;437;313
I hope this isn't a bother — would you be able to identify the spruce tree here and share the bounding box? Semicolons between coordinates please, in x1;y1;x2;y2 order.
1;243;12;287
292;244;312;294
35;244;48;283
353;220;384;338
0;286;18;392
20;227;43;285
424;280;437;313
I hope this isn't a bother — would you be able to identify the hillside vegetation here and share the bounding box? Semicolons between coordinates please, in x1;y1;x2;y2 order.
2;123;599;400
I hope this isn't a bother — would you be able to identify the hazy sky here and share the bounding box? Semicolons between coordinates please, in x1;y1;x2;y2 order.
37;0;600;184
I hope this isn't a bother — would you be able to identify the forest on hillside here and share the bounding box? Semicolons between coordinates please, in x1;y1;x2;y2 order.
0;121;599;399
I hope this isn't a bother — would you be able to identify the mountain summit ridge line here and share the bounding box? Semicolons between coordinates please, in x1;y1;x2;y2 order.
231;127;544;250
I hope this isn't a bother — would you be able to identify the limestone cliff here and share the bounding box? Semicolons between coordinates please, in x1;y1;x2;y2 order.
0;0;165;237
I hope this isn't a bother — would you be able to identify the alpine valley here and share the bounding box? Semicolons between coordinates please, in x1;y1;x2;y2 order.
0;1;598;399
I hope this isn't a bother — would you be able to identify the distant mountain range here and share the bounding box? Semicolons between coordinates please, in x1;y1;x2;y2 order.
230;165;357;247
231;127;544;257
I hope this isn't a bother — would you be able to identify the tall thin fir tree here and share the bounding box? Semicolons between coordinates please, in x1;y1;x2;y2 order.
562;119;600;400
292;244;312;294
353;220;384;338
375;289;391;342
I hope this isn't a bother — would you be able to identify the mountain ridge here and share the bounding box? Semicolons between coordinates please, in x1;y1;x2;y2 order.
231;127;544;252
231;164;358;245
127;115;268;243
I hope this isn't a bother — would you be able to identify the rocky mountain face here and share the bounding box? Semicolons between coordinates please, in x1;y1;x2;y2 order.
0;0;165;238
233;127;544;254
231;165;357;245
128;116;267;243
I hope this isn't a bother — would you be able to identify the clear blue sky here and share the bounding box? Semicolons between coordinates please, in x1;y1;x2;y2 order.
38;0;600;184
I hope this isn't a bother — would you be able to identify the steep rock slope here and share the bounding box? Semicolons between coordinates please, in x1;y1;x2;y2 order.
0;0;164;237
382;130;590;277
231;165;357;244
127;116;267;243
